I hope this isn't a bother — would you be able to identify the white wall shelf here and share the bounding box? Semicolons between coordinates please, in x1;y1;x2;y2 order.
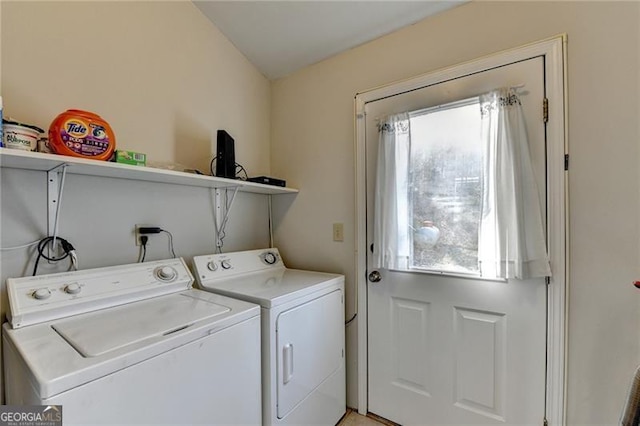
0;148;298;195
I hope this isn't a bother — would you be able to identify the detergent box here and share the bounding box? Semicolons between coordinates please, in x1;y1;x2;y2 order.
115;150;146;166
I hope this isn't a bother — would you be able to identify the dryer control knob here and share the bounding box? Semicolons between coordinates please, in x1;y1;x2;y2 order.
207;261;218;272
221;260;232;270
263;252;278;265
155;266;177;282
33;288;51;300
64;283;81;295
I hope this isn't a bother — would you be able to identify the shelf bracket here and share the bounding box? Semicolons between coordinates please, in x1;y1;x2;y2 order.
213;186;241;251
47;163;69;258
214;188;223;244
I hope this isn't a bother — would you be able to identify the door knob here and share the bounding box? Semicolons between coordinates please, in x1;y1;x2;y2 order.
368;270;382;283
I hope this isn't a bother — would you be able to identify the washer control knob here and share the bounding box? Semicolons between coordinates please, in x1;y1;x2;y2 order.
263;252;278;265
64;283;81;295
155;266;177;282
221;260;232;270
207;261;218;272
33;288;51;300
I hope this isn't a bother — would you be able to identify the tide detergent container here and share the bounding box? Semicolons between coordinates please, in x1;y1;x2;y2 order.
49;109;116;161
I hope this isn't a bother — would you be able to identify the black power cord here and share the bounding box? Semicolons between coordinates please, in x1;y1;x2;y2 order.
138;235;149;263
162;230;177;258
209;156;248;181
235;163;248;181
32;236;77;276
138;227;176;259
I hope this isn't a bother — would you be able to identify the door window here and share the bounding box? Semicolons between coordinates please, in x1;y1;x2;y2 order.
409;97;482;275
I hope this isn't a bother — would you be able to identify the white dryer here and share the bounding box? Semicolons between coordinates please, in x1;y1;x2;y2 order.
3;258;262;425
192;248;346;426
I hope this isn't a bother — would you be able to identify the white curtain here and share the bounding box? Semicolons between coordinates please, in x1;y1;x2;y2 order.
478;88;551;279
372;113;411;270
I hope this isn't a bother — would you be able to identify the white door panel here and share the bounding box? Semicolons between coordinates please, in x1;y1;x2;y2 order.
366;57;547;425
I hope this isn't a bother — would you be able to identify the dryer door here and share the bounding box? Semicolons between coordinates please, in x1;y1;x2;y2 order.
276;289;343;419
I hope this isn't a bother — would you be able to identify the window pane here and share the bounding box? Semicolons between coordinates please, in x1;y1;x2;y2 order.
409;99;481;274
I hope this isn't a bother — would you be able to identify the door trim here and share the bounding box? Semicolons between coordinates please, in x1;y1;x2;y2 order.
354;35;568;425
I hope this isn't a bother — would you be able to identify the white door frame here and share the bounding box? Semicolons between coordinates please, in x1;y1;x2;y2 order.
354;35;568;425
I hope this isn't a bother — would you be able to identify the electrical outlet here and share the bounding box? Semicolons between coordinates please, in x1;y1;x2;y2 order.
134;225;143;246
134;224;155;246
333;223;344;242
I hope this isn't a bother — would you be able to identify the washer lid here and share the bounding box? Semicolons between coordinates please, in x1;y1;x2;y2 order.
52;292;230;357
3;290;260;399
198;268;344;308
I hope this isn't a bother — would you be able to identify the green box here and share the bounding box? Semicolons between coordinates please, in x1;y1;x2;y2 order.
115;150;146;166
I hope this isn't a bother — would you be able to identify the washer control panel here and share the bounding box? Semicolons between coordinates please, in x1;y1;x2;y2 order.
193;248;284;283
7;258;193;329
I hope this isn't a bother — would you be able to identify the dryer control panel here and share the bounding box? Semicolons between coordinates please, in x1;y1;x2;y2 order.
7;258;193;329
193;248;284;283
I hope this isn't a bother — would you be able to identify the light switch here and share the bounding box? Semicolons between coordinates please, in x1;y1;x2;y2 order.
333;223;344;242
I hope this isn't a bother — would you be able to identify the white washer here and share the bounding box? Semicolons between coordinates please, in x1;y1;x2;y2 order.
192;248;346;426
3;258;262;425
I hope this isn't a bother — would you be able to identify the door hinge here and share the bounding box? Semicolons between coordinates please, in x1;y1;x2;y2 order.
543;417;548;426
543;98;549;123
545;276;551;285
564;154;569;171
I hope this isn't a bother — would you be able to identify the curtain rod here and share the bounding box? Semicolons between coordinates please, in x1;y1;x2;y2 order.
373;84;526;122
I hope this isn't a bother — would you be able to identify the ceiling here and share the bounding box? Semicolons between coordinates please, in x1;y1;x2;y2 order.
193;1;466;80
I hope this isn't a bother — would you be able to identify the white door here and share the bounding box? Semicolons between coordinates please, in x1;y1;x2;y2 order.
366;57;548;425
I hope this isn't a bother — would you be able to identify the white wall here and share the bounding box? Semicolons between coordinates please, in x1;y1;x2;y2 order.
1;0;270;176
0;0;273;402
271;2;640;424
0;1;274;284
0;170;271;284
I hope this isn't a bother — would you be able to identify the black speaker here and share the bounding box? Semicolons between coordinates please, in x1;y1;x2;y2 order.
216;130;236;178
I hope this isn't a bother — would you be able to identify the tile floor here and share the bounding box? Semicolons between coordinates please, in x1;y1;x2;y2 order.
338;409;388;426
